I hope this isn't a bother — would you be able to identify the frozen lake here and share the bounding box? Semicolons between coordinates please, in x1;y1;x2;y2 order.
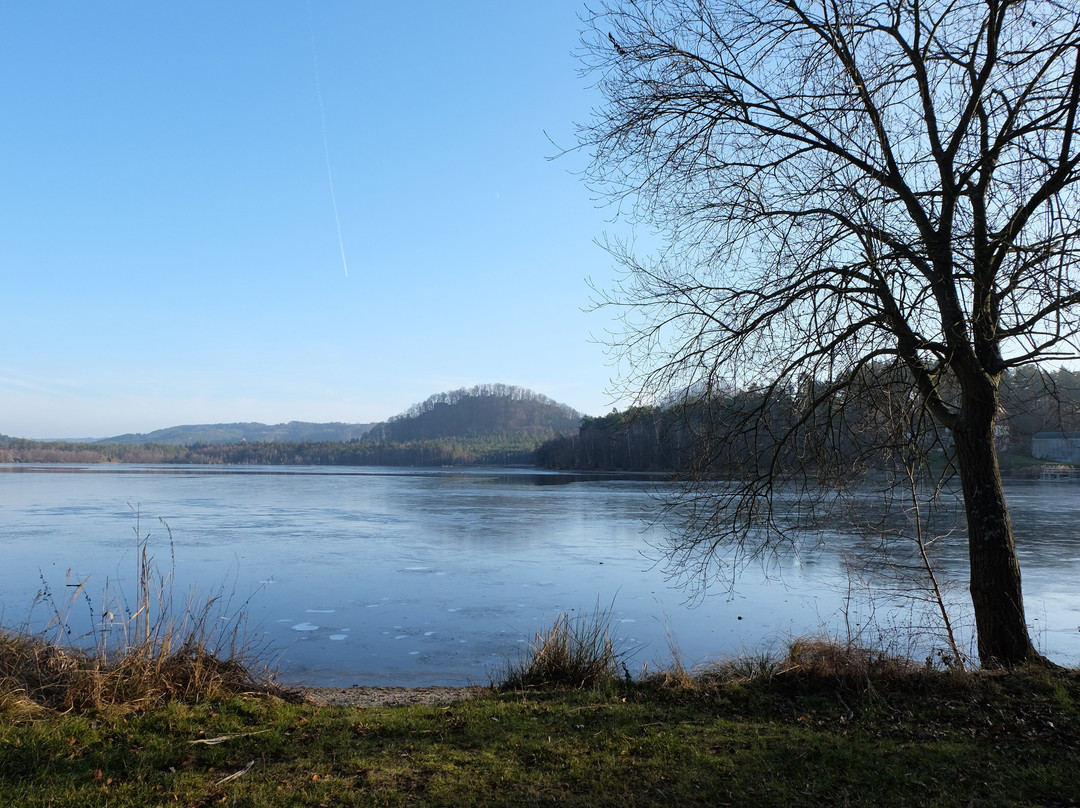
1;464;1077;684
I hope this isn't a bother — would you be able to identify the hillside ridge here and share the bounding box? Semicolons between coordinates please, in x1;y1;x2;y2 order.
96;421;374;446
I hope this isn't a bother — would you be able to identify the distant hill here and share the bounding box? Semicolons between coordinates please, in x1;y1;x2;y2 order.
97;421;374;445
1;385;582;467
364;384;580;443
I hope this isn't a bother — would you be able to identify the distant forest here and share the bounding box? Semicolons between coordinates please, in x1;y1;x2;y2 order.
536;367;1080;472
2;371;1077;470
0;385;580;467
96;421;374;445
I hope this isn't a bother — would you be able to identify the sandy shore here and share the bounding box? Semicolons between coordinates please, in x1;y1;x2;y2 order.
297;685;489;708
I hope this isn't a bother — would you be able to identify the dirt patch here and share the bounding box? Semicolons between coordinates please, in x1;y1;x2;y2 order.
297;685;488;708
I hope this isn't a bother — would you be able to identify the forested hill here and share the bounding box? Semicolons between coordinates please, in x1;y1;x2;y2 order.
0;385;582;466
98;421;374;445
364;384;581;443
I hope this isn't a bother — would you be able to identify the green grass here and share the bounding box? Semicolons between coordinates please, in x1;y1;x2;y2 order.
1;660;1077;807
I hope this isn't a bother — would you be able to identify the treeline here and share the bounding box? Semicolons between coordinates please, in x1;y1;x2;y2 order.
98;421;373;445
535;367;1080;473
0;437;192;465
8;370;1076;472
998;367;1080;437
179;435;549;466
535;403;761;472
0;435;548;467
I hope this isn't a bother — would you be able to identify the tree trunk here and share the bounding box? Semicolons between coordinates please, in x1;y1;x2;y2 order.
952;386;1038;667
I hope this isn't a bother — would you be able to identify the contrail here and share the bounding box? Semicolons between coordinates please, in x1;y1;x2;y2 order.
307;1;349;278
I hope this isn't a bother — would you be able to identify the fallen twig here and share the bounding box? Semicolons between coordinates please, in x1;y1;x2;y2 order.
191;730;270;745
215;760;254;785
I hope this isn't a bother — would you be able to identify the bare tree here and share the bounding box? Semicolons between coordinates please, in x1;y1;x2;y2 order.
579;0;1080;666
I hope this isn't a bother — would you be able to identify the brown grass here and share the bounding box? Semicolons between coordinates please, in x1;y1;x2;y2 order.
497;605;627;690
0;511;277;715
781;637;925;681
685;636;936;697
0;629;272;714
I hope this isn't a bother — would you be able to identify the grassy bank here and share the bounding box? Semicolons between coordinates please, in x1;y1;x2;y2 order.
1;642;1077;807
4;543;1077;807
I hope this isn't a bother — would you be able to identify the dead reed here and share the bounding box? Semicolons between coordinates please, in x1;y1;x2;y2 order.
0;508;275;715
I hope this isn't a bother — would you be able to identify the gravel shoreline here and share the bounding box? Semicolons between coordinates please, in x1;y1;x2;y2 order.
297;685;489;708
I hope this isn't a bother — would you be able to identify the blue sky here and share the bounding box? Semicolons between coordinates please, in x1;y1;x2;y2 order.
1;2;635;438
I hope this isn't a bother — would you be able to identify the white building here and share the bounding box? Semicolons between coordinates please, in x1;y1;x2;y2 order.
1031;431;1080;464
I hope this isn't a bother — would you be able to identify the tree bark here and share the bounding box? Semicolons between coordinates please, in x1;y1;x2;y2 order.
952;380;1038;666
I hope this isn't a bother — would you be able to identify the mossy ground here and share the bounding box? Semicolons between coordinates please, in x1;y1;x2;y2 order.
2;664;1077;807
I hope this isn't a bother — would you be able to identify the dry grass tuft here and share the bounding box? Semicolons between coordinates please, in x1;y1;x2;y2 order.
781;637;924;682
644;660;697;691
698;649;783;686
498;606;627;691
684;637;939;696
0;621;275;716
0;510;277;716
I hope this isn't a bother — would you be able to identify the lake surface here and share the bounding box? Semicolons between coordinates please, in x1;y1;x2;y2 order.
1;464;1077;684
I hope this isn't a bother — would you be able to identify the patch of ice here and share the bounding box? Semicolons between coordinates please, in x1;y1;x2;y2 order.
307;609;336;614
291;622;319;632
329;634;348;641
424;631;435;636
394;635;408;640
